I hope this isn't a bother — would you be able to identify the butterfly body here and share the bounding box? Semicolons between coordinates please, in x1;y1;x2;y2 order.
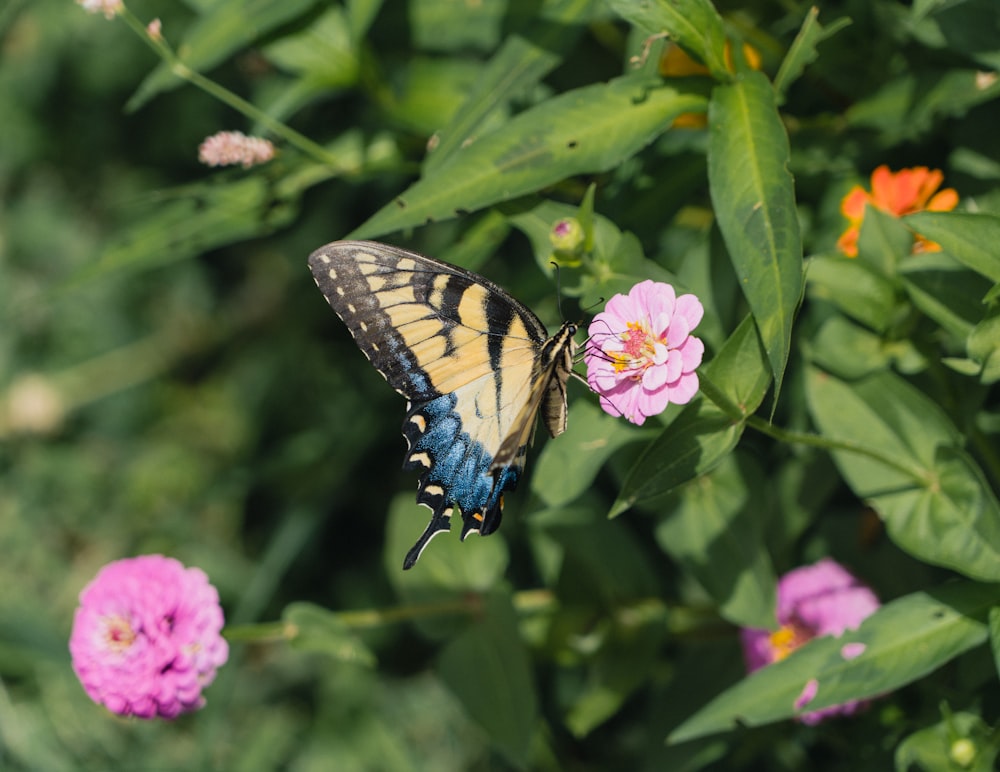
308;240;577;568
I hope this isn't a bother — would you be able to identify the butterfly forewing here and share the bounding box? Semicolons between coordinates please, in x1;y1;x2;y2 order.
308;240;577;568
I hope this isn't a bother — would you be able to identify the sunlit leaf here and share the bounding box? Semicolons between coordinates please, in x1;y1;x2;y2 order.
805;367;1000;581
708;72;803;398
352;75;706;238
670;580;997;742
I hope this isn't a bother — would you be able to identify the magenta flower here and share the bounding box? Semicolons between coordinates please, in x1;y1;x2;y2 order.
740;558;881;724
584;280;704;425
70;555;228;719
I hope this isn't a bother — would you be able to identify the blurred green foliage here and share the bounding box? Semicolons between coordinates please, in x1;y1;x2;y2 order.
2;0;1000;769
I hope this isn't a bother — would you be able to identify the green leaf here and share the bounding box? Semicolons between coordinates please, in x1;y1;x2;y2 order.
128;0;318;110
381;57;486;136
71;177;299;282
807;315;922;380
856;202;915;275
437;590;538;768
423;0;591;172
532;399;651;508
351;75;706;239
654;453;777;629
283;602;376;667
606;0;728;79
901;252;993;339
611;314;770;517
773;8;852;102
805;367;1000;581
261;7;359;89
968;307;1000;384
410;0;506;52
708;72;803;398
670;580;998;743
805;253;902;332
904;211;1000;283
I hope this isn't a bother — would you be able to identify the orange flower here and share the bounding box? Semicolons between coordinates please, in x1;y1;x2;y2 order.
837;165;959;257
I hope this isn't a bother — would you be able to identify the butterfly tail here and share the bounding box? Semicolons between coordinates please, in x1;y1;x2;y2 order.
403;506;453;570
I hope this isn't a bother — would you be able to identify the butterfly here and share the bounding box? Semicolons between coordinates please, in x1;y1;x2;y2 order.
308;240;578;569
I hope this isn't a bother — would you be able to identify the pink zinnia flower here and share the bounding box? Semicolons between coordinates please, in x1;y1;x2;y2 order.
198;131;275;169
69;555;229;719
584;280;704;425
740;558;881;725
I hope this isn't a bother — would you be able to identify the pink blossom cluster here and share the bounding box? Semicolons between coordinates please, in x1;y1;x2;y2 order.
198;131;275;169
70;555;228;719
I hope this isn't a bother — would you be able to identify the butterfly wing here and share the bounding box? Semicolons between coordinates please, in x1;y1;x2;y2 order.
308;240;576;568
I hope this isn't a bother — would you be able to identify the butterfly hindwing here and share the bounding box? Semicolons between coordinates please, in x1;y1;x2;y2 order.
308;240;577;568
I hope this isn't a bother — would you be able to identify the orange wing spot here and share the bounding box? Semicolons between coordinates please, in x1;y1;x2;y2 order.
472;512;484;522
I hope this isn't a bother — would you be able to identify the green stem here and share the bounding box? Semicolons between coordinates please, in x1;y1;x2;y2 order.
222;590;724;644
117;8;347;171
698;373;928;484
744;414;927;482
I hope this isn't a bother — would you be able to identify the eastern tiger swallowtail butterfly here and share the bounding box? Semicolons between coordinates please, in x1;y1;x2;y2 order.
308;240;578;569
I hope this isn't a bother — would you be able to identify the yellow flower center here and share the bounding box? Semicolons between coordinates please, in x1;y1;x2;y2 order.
610;322;662;379
102;615;137;653
768;621;812;662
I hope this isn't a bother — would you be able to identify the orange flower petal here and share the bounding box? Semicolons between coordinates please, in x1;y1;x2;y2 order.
837;226;860;257
840;186;870;222
927;187;959;212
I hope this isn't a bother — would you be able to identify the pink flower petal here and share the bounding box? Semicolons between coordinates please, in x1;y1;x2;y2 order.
69;555;228;720
794;679;819;711
585;281;704;423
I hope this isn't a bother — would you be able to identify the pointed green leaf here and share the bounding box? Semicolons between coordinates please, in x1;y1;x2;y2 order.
607;0;728;79
905;211;1000;283
437;591;537;768
805;367;1000;581
900;252;993;339
670;580;997;742
708;72;803;397
773;8;852;102
351;76;706;239
805;253;902;332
